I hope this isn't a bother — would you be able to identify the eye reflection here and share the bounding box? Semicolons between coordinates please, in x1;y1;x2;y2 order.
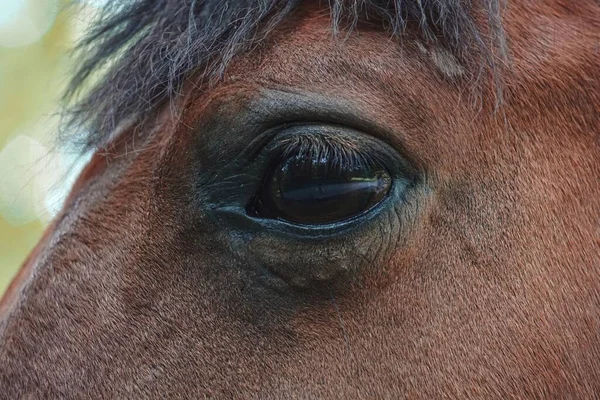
248;151;392;225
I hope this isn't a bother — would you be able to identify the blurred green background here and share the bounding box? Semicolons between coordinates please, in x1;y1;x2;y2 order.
0;0;100;296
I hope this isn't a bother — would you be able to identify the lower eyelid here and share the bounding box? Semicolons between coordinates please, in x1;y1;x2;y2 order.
215;180;419;291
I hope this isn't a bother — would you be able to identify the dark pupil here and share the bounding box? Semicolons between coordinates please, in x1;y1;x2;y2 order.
251;153;391;224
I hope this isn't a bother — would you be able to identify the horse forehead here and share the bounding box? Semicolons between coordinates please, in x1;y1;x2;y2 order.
176;22;439;139
221;12;416;86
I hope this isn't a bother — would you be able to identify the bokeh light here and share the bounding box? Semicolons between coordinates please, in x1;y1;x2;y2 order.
0;0;59;48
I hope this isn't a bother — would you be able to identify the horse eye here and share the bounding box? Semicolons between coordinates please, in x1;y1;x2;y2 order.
249;152;392;225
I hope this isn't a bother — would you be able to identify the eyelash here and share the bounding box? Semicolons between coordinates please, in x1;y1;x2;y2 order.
267;132;387;172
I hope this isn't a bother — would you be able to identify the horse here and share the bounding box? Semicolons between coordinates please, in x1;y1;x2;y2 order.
1;0;599;397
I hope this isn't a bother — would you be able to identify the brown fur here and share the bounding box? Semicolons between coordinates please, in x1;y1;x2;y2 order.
1;1;599;398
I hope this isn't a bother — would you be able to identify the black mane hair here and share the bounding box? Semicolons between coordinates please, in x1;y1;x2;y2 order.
64;0;505;151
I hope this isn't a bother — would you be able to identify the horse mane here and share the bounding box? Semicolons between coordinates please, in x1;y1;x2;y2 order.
63;0;505;152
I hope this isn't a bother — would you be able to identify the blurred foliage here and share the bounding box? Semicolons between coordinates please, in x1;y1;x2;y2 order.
0;0;94;296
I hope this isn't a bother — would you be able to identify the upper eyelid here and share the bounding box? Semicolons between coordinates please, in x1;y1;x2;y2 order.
192;87;426;175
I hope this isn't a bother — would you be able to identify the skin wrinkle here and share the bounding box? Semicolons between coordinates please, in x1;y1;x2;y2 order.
1;0;599;398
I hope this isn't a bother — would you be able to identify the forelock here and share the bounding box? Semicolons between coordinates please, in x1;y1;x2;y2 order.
63;0;505;151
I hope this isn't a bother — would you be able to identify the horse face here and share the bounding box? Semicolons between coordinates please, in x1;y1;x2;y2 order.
1;2;599;397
